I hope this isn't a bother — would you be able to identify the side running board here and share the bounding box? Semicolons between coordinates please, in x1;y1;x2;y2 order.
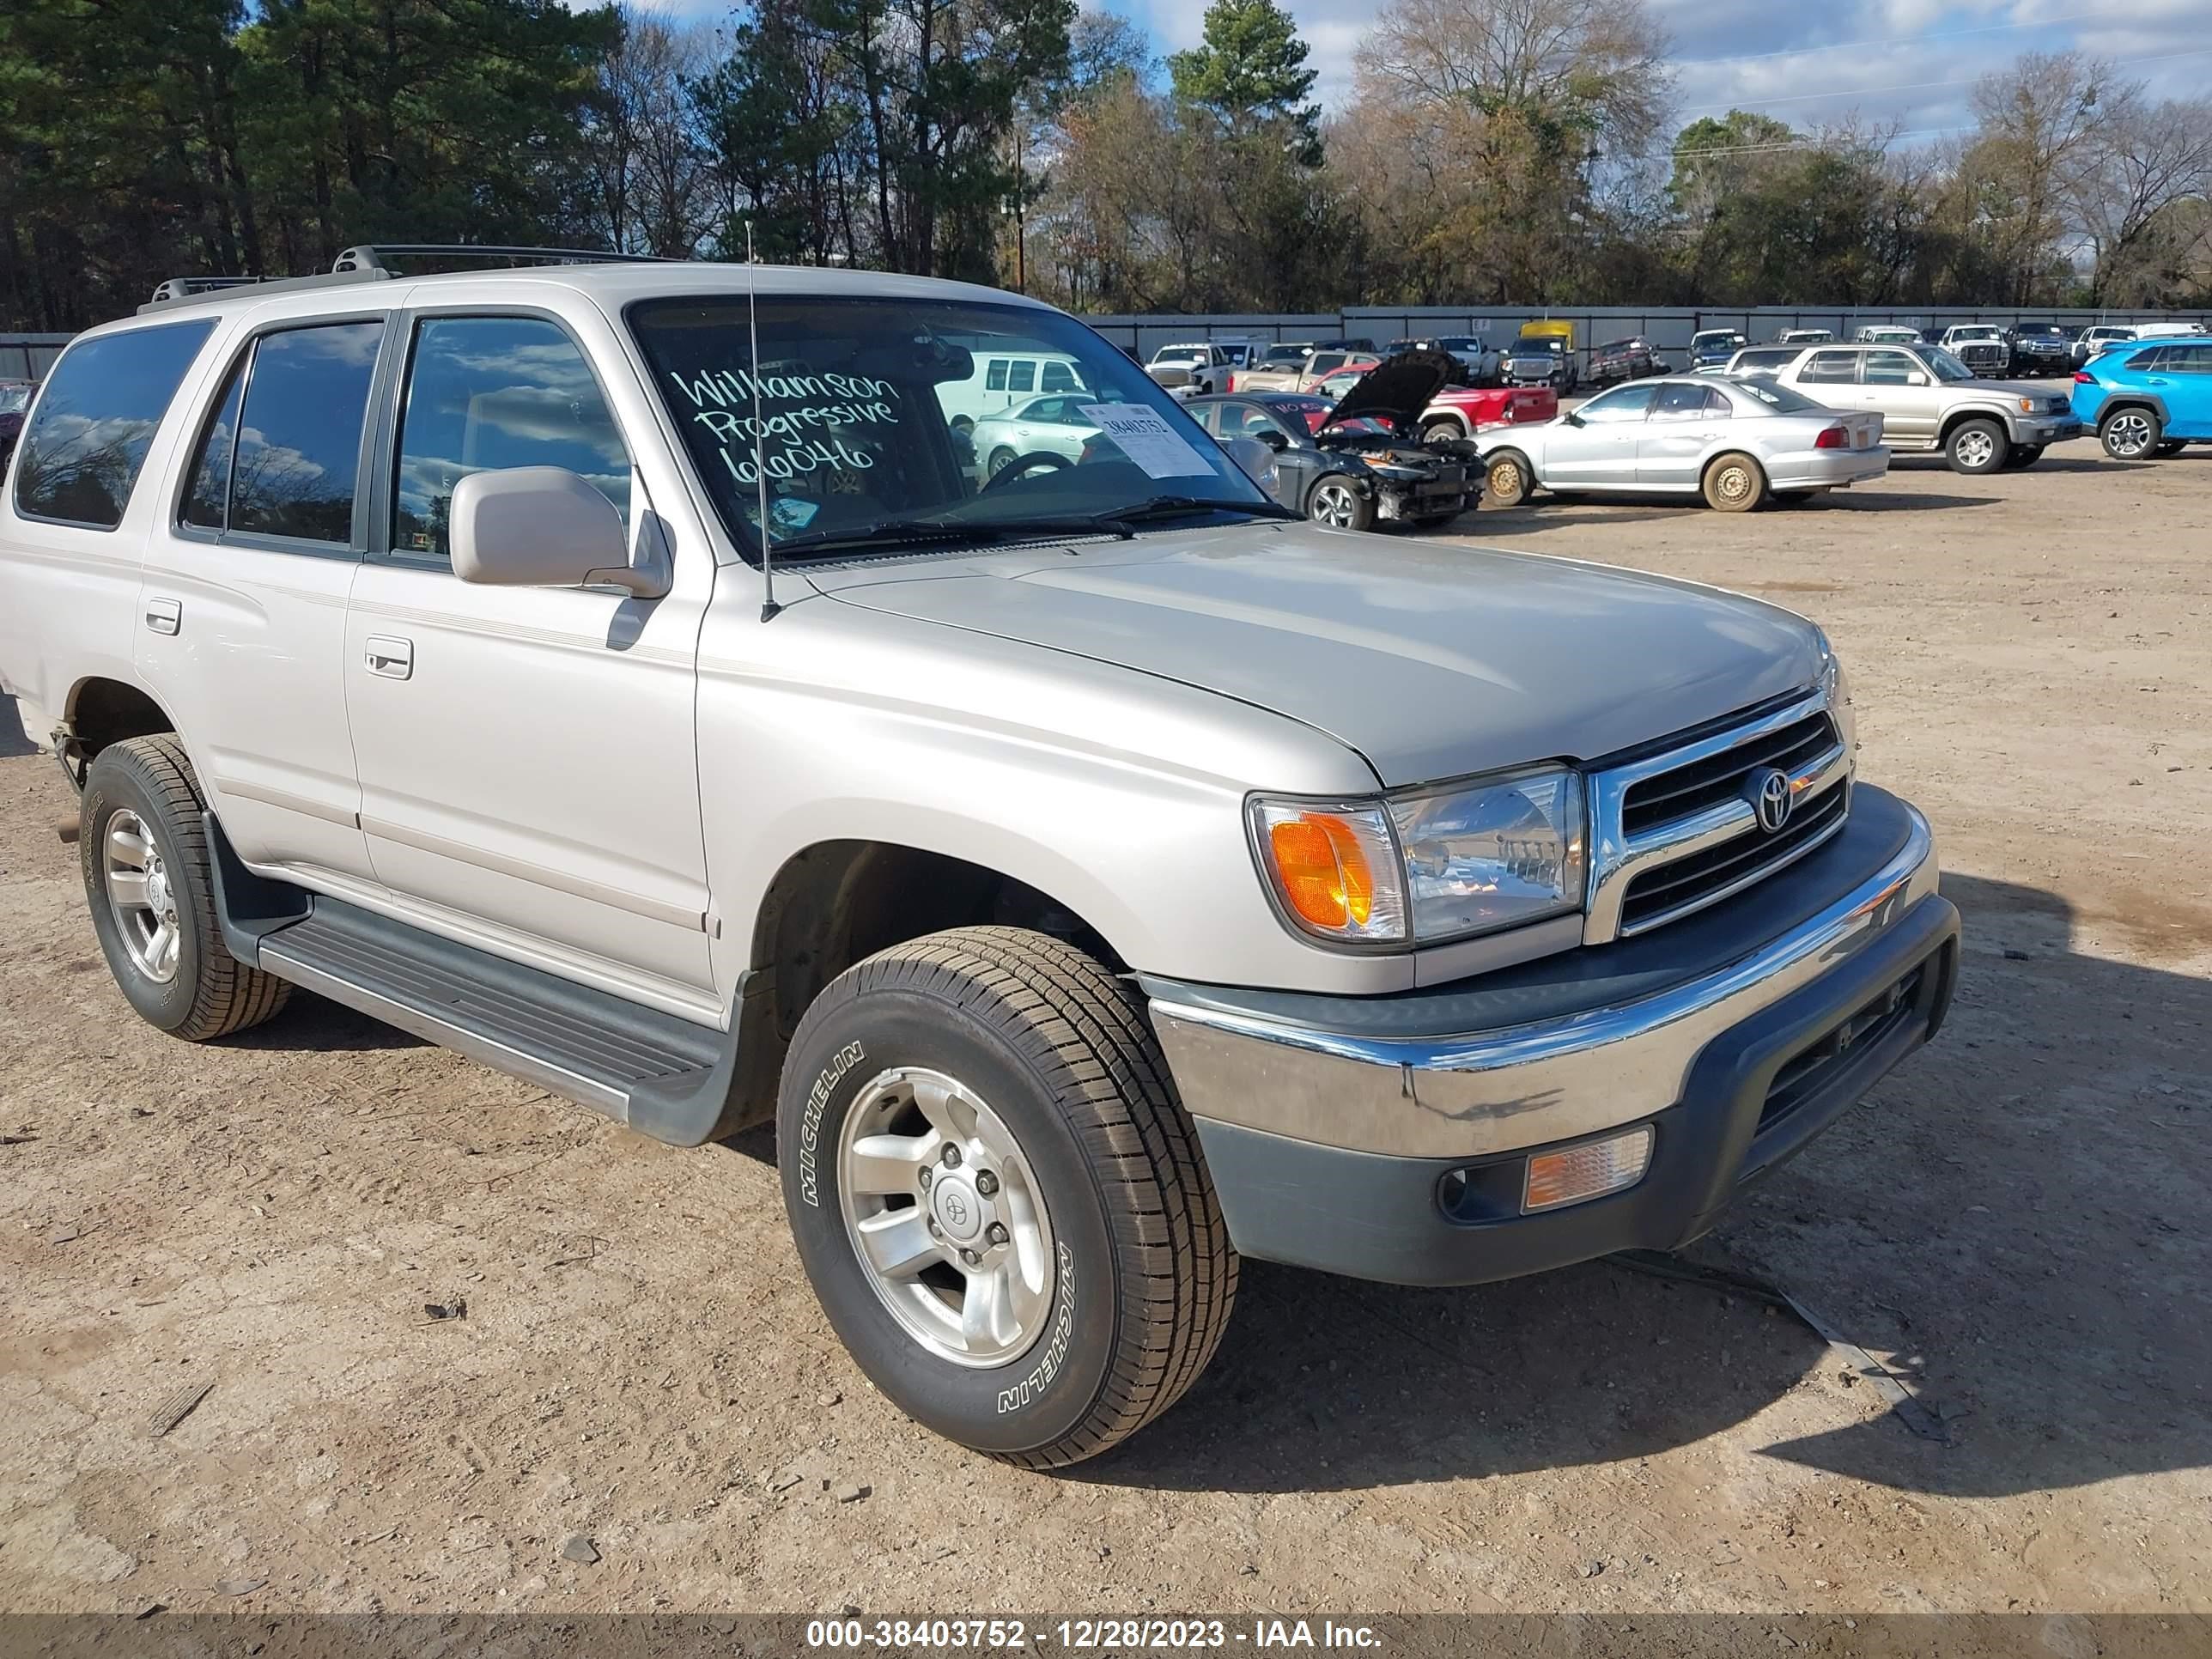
207;819;768;1146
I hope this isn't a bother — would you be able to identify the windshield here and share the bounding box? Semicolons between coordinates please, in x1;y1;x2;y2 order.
1951;328;2000;342
1921;348;1975;380
630;295;1271;560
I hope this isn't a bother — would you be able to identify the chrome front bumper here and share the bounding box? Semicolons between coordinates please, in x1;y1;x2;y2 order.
1150;798;1945;1162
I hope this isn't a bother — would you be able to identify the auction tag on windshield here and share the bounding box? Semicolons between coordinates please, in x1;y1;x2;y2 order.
1078;404;1213;479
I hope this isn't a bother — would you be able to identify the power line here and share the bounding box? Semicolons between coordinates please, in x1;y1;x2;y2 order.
1677;46;2212;116
1631;125;1969;161
1672;8;2120;72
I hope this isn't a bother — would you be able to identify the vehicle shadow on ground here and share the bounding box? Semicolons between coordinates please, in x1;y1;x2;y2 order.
0;713;37;758
1081;871;2210;1501
228;989;431;1052
1887;455;2133;477
1793;491;1998;511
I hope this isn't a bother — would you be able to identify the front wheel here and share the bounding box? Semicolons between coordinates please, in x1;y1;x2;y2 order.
1946;417;2009;474
1305;475;1373;531
777;927;1237;1468
1702;450;1767;512
1419;417;1465;445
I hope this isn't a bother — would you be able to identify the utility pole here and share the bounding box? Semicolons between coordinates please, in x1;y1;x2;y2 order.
1012;123;1027;295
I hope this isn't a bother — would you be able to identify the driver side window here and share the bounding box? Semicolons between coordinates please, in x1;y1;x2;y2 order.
392;315;630;562
1578;384;1660;423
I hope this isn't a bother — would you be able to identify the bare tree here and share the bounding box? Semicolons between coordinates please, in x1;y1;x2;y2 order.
2069;88;2212;305
1965;51;2117;305
580;8;714;258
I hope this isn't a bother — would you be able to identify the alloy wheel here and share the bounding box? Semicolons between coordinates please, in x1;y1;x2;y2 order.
1309;482;1358;527
836;1066;1057;1368
2105;412;2153;459
102;808;181;983
1954;428;1996;470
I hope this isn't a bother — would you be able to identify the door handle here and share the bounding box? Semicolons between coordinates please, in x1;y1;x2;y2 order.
143;597;181;635
364;635;414;680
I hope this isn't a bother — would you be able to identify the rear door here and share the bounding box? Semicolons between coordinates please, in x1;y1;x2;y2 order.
341;304;718;1017
1542;382;1657;485
1637;382;1731;489
135;312;390;884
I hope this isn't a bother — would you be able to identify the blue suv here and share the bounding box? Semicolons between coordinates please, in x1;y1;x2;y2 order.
2072;337;2212;459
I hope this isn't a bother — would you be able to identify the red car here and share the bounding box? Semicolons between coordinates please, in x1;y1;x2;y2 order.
1413;384;1558;442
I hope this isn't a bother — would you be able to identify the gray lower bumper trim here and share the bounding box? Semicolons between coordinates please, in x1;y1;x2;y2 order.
1150;805;1939;1160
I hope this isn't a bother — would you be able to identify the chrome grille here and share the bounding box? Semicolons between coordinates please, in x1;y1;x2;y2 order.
1620;775;1847;932
1620;711;1835;837
1584;690;1852;944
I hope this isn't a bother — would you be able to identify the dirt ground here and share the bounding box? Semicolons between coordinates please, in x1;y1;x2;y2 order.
3;447;2209;1624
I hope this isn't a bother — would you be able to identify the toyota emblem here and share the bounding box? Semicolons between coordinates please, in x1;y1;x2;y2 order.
1751;768;1793;834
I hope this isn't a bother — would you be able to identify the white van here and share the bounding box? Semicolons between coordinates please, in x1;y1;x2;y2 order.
935;351;1091;433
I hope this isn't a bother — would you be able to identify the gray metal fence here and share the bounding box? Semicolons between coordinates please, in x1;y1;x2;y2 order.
1080;306;2212;366
0;335;70;381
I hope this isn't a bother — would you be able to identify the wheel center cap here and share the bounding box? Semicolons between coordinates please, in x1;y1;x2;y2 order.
930;1176;985;1243
146;869;172;915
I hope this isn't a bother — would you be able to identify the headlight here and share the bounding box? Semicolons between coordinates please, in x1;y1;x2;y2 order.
1388;769;1584;942
1249;767;1585;950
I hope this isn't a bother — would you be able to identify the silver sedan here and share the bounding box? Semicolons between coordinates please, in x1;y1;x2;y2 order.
1475;374;1889;512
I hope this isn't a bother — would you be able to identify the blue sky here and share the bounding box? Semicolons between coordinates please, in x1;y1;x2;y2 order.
647;0;2212;139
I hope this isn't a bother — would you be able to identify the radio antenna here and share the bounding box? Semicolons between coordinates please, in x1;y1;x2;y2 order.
746;221;780;622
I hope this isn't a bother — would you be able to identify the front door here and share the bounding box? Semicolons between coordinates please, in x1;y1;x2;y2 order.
1637;381;1733;490
1541;382;1656;485
136;314;391;885
1859;349;1942;445
342;308;717;1018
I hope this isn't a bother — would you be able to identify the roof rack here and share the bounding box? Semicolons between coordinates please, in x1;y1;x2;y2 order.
331;244;672;274
142;244;671;313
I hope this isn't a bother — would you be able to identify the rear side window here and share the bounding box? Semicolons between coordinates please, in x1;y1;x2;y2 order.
13;319;215;528
985;360;1008;392
193;322;383;544
1800;351;1859;384
2166;343;2212;374
1006;361;1036;393
392;315;630;562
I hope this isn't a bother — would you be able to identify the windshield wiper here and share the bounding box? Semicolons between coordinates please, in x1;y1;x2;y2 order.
1100;495;1302;526
765;515;1138;559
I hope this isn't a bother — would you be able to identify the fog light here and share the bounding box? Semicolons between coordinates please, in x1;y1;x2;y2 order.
1522;1127;1653;1213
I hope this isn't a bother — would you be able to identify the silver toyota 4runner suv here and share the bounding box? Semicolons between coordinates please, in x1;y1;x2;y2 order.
0;250;1960;1468
1735;340;2082;473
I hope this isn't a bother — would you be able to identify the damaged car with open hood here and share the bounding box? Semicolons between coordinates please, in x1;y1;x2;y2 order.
1292;346;1481;529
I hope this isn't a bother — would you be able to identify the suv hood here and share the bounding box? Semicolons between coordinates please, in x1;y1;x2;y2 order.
805;525;1822;787
1318;349;1454;434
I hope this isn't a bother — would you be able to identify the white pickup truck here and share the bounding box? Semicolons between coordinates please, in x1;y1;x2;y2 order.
0;249;1960;1468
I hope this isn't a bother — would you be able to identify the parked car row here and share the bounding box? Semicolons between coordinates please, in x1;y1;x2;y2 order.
1464;326;2205;518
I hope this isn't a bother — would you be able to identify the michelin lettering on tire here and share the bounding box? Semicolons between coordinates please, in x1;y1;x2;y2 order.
798;1041;866;1207
998;1241;1075;1413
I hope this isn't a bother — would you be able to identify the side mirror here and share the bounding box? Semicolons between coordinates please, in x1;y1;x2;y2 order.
1253;428;1288;452
1905;371;1929;386
450;467;664;599
1222;435;1279;490
1562;410;1585;427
